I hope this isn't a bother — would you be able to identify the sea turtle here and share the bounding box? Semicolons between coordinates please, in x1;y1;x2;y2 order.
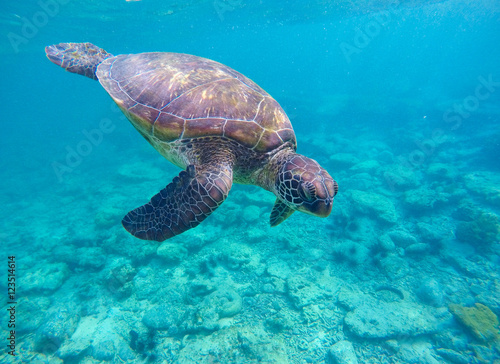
45;42;338;242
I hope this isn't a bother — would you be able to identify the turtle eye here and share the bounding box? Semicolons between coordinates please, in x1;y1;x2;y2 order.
298;181;316;201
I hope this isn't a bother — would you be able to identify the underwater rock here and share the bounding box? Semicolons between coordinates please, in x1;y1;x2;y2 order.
142;304;182;331
344;216;378;244
265;313;294;333
188;279;217;300
442;252;489;280
177;325;288;363
241;284;258;298
132;267;162;301
94;206;122;229
449;303;500;344
246;227;269;241
105;263;137;299
416;279;445;307
397;341;441;364
267;260;292;279
189;288;243;332
350;159;380;173
332;240;370;265
262;283;275;293
346;172;375;191
35;309;79;353
378;150;394;163
128;328;157;358
92;317;136;361
52;245;78;266
451;201;477;222
270;277;287;294
338;283;447;345
336;286;367;311
327;340;358;364
183;234;206;252
211;200;239;226
469;343;499;363
379;255;410;280
92;340;115;361
219;242;254;270
433;329;469;352
188;306;220;332
281;233;306;251
435;348;472;364
329;153;359;169
417;222;449;243
242;205;261;223
382;163;419;189
349;190;397;224
24;263;70;293
344;301;448;339
405;243;429;255
287;275;323;308
17;296;51;334
463;171;500;207
214;288;243;318
57;315;101;359
305;248;325;261
404;186;448;211
27;353;63;364
388;229;418;248
76;247;106;269
455;210;500;248
365;139;390;152
103;233;157;263
375;285;405;301
384;339;399;352
378;234;396;252
157;241;188;263
426;163;458;182
474;280;500;316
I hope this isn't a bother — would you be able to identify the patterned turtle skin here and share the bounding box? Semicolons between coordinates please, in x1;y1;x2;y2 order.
46;42;338;242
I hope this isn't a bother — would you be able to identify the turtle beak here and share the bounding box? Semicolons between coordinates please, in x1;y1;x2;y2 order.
299;197;333;217
315;197;333;217
299;178;337;217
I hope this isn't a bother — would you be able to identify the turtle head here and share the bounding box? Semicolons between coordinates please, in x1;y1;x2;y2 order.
276;154;338;217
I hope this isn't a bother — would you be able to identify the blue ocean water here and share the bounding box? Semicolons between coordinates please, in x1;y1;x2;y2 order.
1;0;500;362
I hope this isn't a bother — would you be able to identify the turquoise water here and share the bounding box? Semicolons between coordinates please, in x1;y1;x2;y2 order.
1;0;500;362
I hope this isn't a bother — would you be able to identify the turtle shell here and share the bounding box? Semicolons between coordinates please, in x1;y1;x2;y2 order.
96;52;296;152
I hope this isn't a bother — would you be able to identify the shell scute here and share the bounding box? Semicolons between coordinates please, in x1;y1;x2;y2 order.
255;130;283;152
163;78;264;121
224;120;264;148
182;118;226;139
97;52;295;151
154;113;185;141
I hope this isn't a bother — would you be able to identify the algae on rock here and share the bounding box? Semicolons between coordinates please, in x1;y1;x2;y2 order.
455;211;500;247
449;303;500;345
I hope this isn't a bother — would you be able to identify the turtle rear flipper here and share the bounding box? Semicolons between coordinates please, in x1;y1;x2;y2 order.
122;164;233;242
45;42;112;80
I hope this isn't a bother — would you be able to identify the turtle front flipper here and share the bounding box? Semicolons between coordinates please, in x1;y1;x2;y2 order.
270;199;295;227
122;164;233;242
45;42;112;80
